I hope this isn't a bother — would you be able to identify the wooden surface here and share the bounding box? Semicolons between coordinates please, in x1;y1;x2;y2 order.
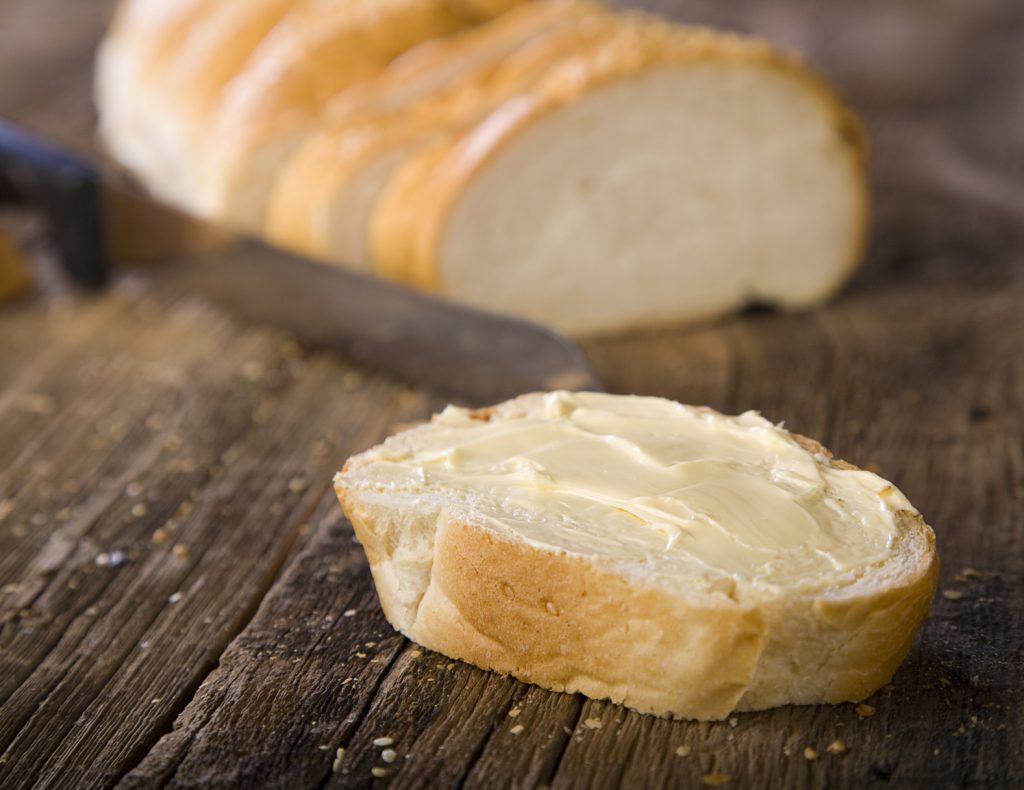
1;1;1023;787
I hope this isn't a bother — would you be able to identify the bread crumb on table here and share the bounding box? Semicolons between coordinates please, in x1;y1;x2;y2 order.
151;527;168;544
507;706;521;718
331;747;345;773
583;718;603;730
827;739;848;754
943;589;964;600
171;543;189;559
675;745;692;757
381;748;397;763
701;773;732;786
371;767;389;778
803;747;819;761
855;704;876;718
509;724;525;735
372;737;394;747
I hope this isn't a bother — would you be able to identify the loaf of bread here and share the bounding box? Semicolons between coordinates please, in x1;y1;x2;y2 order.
334;391;937;720
96;0;869;335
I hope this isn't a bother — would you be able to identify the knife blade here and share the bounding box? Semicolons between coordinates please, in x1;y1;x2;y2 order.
0;120;602;403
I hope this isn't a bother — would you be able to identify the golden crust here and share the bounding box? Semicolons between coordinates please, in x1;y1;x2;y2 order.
335;399;938;720
367;14;869;296
267;1;614;261
198;0;528;218
268;0;610;256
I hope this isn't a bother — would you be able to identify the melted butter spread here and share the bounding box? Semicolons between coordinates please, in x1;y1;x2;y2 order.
350;392;913;591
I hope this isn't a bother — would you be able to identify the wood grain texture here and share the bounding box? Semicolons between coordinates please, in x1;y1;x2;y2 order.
2;1;1023;788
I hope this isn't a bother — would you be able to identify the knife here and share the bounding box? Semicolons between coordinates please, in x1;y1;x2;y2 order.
0;120;602;403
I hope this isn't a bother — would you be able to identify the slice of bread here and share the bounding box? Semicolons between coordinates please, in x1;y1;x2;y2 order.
369;17;868;335
265;2;613;266
194;0;528;229
334;391;937;720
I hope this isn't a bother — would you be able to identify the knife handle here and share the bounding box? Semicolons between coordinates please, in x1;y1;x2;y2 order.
0;120;109;288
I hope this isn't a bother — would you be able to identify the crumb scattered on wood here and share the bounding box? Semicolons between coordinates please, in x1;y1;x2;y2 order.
701;773;731;786
728;717;738;728
343;609;357;617
827;739;848;754
943;589;964;600
95;551;126;567
372;737;393;747
510;724;524;735
675;745;692;757
331;747;345;772
855;704;876;718
803;747;819;761
172;543;189;559
371;767;389;778
583;718;603;730
381;748;397;763
168;592;182;604
151;528;168;544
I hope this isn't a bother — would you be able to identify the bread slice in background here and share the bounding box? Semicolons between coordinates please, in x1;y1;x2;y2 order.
369;16;867;334
265;1;614;266
193;0;530;230
334;391;938;720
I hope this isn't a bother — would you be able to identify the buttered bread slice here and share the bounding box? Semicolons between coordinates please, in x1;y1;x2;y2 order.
335;391;937;720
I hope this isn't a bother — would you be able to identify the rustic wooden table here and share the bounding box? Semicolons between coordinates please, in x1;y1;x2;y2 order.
1;1;1022;787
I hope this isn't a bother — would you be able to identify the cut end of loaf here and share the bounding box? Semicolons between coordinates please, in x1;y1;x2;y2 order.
425;58;867;334
335;392;937;719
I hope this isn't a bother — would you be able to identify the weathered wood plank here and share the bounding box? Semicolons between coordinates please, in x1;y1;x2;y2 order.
0;285;428;788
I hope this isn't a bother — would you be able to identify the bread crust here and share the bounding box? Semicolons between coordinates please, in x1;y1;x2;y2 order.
267;2;613;262
195;0;527;224
335;409;937;720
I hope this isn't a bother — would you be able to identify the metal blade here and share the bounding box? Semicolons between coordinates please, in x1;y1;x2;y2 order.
137;228;603;404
